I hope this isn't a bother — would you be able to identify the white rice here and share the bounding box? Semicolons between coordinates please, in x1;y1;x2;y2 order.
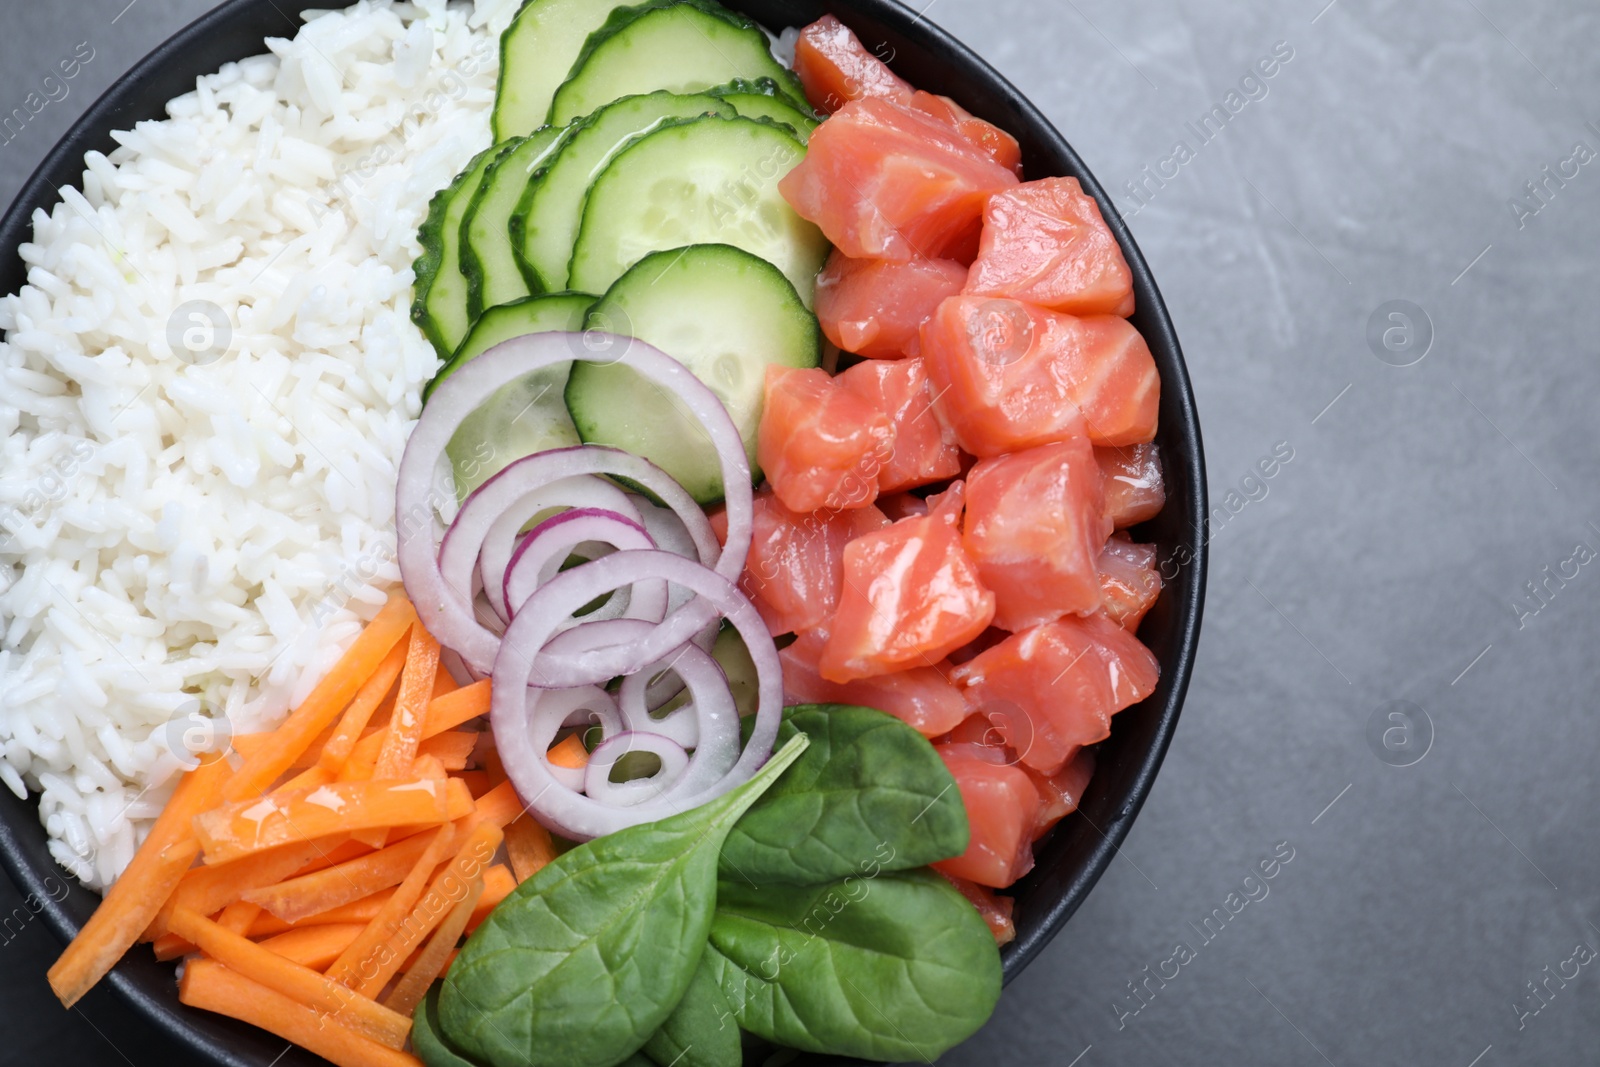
0;0;519;889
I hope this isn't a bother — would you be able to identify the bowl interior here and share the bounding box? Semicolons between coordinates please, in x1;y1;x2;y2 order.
0;1;1205;1064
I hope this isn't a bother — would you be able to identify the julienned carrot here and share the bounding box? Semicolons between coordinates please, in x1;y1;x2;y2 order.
148;838;335;940
466;780;526;832
504;814;558;884
277;765;335;795
319;638;410;773
384;873;484;1017
417;731;477;772
295;837;377;874
257;923;367;970
346;680;492;769
194;777;461;865
223;594;416;803
324;823;459;988
217;901;261;936
169;908;412;1050
465;864;517;934
179;959;422;1067
249;888;398;939
547;733;590;770
152;932;194;961
246;830;443;924
352;822;505;999
430;665;460;700
48;754;231;1008
373;625;440;782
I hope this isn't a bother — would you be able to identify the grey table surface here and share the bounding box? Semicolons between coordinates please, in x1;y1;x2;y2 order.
2;0;1596;1064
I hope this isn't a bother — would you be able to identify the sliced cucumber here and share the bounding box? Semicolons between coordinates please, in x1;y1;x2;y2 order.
547;0;808;126
492;0;628;141
568;115;828;307
441;292;594;500
514;91;732;292
567;244;820;503
461;126;571;320
412;143;508;359
712;77;820;142
711;623;759;718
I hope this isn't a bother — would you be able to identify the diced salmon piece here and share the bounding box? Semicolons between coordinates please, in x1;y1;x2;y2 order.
816;251;968;359
779;629;969;737
920;295;1160;454
1096;442;1165;527
779;97;1019;263
1098;533;1161;631
820;482;996;681
1025;747;1095;839
963;437;1109;630
938;870;1016;945
735;489;890;636
952;613;1158;774
758;365;893;514
836;357;964;493
966;177;1135;316
792;17;1022;173
932;743;1041;888
793;14;914;113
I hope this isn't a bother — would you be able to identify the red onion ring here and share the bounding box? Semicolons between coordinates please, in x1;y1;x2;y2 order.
490;550;782;840
397;334;752;676
501;508;662;625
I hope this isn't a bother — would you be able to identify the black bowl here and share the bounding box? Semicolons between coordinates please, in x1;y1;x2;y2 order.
0;1;1206;1064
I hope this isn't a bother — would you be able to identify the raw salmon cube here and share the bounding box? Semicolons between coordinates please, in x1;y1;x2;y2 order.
966;177;1135;316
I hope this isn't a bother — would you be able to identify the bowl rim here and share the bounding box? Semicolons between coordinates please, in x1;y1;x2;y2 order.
0;0;1206;1062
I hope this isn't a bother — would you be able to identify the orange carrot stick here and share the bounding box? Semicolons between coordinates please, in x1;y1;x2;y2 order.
224;594;416;803
504;815;557;884
347;681;492;769
547;733;590;771
384;872;484;1018
276;765;335;795
430;665;459;700
246;831;446;924
178;959;422;1067
194;778;457;865
417;731;477;772
351;822;504;999
47;754;231;1008
257;923;367;970
466;780;526;832
148;838;337;939
248;888;398;939
171;907;411;1049
319;637;410;773
217;901;261;936
374;625;441;781
324;823;459;988
465;864;517;934
152;931;195;961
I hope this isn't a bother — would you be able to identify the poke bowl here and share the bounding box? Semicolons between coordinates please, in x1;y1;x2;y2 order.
0;0;1205;1065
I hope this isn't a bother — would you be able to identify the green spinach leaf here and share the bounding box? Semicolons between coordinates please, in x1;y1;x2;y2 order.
415;984;484;1067
703;869;1001;1063
642;955;742;1067
719;705;968;886
439;734;810;1067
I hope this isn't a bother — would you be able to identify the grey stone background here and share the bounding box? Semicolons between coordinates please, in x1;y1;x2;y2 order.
1;0;1596;1064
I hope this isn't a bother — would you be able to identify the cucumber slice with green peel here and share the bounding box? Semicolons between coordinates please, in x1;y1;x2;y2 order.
566;244;821;504
712;77;820;141
440;292;595;500
711;623;760;718
568;116;828;308
411;142;509;359
492;0;629;141
547;0;808;126
461;126;572;320
513;91;733;292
